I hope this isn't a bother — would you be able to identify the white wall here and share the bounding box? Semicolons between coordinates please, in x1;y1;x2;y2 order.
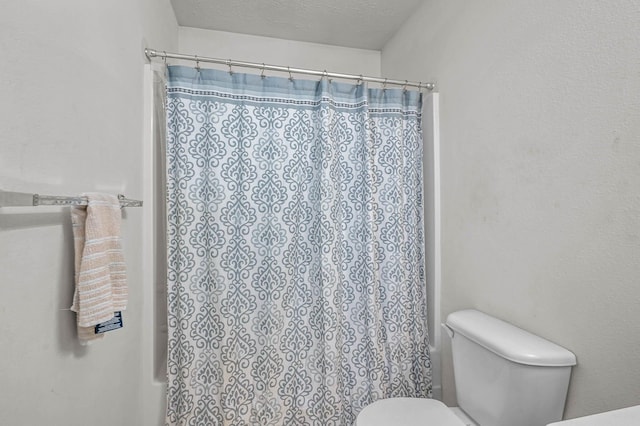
0;1;177;425
382;0;640;419
179;27;381;77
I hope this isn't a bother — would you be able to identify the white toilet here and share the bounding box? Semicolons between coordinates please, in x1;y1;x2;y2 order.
357;309;577;426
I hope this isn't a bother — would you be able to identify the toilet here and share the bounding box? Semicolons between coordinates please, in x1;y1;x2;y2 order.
357;309;577;426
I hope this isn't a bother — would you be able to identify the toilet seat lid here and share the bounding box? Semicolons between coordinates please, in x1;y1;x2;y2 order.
356;398;466;426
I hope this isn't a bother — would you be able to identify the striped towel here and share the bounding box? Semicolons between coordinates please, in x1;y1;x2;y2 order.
70;193;128;343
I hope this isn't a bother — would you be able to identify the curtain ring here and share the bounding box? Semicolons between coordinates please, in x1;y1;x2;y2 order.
403;80;408;92
261;63;266;79
288;66;293;82
227;59;233;75
194;55;200;72
383;78;388;91
162;51;167;65
357;75;363;85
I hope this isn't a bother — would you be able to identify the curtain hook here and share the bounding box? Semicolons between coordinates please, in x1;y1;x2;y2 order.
383;78;388;91
357;74;363;85
227;59;233;75
322;70;332;84
194;55;200;72
403;80;408;92
261;63;266;79
287;66;293;82
162;51;167;65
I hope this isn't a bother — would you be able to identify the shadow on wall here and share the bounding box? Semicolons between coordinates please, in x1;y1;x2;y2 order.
0;210;88;357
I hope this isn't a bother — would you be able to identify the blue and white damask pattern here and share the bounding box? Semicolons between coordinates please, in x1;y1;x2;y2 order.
165;65;431;426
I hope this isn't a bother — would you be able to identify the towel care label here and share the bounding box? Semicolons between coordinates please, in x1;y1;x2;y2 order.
94;311;123;334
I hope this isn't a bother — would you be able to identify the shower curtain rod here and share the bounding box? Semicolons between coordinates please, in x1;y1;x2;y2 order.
145;48;435;91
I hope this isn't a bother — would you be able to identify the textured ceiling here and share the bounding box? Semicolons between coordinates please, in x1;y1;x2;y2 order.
170;0;425;50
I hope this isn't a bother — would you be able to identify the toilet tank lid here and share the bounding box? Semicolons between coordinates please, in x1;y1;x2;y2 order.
446;310;577;367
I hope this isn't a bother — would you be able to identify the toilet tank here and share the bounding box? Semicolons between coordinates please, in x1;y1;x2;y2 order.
445;310;576;426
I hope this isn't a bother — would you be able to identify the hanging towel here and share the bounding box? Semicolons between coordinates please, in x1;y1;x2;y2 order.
70;193;128;343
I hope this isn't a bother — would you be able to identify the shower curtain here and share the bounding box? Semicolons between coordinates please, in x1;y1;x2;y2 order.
165;65;431;426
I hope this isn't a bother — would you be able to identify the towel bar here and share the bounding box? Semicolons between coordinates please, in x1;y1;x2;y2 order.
0;190;143;208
